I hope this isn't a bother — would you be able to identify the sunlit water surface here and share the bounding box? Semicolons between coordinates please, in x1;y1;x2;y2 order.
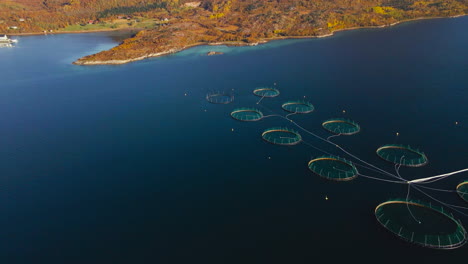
1;17;467;263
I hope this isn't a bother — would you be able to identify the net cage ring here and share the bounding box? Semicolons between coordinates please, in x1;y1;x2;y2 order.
375;199;468;249
376;144;428;167
253;87;280;98
231;108;264;122
261;127;302;146
457;181;468;203
322;118;360;135
281;101;315;114
307;155;358;181
206;91;235;104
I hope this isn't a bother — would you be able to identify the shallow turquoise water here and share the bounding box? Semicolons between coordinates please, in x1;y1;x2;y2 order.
1;17;467;263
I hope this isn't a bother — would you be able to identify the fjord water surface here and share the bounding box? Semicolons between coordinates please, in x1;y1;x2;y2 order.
1;17;467;263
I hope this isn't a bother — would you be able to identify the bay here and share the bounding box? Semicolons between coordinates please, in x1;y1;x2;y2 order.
0;17;467;263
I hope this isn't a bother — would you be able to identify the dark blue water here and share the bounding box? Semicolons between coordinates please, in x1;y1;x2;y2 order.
1;17;467;263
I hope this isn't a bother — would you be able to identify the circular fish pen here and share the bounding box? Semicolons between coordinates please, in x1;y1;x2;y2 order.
375;199;467;249
253;87;280;98
231;108;264;122
376;144;428;167
322;118;360;135
308;155;358;181
206;91;234;104
261;127;302;146
281;101;315;114
457;181;468;203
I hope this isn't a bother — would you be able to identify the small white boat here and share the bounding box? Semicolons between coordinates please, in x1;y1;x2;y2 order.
0;35;18;47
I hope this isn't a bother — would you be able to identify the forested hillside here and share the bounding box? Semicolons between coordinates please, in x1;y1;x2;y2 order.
2;0;466;33
2;0;466;64
0;0;183;32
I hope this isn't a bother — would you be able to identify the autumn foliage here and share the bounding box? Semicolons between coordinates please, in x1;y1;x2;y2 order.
1;0;466;63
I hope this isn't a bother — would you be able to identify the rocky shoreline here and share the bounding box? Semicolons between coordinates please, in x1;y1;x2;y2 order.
72;14;466;66
73;40;266;65
73;48;180;65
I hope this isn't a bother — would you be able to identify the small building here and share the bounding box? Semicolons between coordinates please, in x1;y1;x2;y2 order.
184;1;201;8
19;18;25;22
9;26;18;29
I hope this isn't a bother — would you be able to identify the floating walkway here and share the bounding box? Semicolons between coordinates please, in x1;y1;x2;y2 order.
457;181;468;203
281;101;315;114
375;199;467;249
376;144;428;167
308;155;358;181
231;108;264;121
211;83;468;250
253;87;280;98
206;91;234;104
261;127;302;146
322;118;360;135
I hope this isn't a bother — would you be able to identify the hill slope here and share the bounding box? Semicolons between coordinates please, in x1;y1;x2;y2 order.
2;0;466;64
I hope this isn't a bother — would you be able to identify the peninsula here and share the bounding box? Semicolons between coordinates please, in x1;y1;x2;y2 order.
1;0;466;65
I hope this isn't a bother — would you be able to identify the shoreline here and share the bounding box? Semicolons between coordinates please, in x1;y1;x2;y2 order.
4;27;141;37
12;14;462;65
73;14;466;65
248;14;468;42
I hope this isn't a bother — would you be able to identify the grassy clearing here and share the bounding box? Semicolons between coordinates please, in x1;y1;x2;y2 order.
0;2;26;11
59;17;163;32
